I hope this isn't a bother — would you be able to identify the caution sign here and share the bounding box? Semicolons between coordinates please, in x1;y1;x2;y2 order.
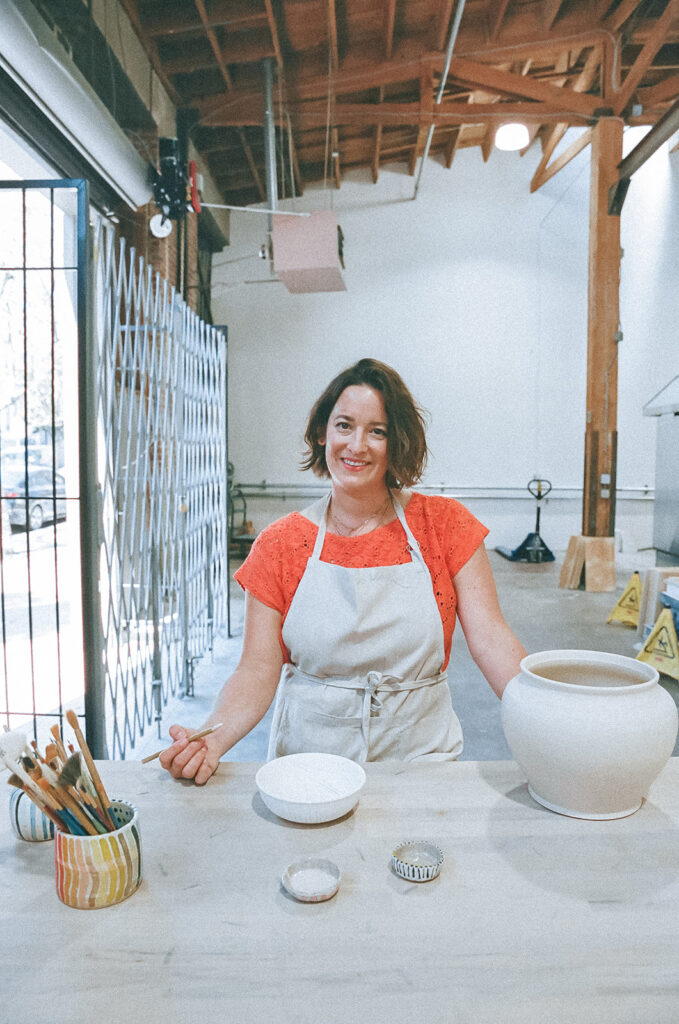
607;571;642;627
637;608;679;682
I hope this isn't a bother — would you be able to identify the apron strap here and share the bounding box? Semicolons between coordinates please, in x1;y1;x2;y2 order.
310;493;332;559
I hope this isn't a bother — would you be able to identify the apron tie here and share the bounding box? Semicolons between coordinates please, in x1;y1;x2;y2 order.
362;671;384;754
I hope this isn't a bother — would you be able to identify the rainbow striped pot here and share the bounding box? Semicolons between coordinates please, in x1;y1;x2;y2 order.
9;789;55;842
54;799;142;910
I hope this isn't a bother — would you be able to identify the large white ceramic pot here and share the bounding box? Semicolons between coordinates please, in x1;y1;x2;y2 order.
501;649;678;819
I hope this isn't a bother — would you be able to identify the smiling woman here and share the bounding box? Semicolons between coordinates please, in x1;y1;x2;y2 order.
158;358;527;783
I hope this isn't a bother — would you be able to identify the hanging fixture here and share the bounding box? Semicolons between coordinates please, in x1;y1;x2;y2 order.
495;123;530;151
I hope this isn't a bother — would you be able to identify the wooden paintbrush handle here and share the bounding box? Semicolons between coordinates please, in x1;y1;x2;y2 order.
53;786;100;836
49;725;68;765
141;723;223;764
65;711;115;830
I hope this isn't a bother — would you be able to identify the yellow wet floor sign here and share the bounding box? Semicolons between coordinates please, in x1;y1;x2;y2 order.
607;571;642;627
637;608;679;682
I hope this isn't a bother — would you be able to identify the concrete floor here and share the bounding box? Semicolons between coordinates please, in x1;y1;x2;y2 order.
132;550;679;763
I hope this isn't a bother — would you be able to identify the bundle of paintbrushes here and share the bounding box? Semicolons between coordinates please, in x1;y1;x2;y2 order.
1;710;117;836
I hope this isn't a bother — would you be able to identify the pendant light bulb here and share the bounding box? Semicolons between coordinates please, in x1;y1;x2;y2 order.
495;123;530;151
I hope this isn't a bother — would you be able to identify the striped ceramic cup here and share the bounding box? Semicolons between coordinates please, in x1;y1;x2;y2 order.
9;789;55;842
54;799;142;909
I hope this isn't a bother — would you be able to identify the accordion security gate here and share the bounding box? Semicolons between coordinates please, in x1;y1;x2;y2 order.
95;228;228;759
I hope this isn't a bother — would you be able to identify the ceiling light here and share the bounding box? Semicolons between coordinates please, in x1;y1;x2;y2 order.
495;123;530;151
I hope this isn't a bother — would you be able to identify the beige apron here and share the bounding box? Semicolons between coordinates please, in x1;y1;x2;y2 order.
267;492;463;762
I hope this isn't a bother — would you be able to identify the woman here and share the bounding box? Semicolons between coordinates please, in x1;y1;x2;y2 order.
160;358;526;784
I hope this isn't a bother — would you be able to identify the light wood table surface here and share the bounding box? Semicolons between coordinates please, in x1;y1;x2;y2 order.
3;758;679;1023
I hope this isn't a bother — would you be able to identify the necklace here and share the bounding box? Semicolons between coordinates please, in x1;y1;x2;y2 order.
328;495;391;537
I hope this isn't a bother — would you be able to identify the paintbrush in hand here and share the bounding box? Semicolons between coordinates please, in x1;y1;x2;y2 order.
141;723;224;764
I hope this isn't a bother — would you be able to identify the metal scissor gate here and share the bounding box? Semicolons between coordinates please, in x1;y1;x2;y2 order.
95;226;228;760
0;178;228;760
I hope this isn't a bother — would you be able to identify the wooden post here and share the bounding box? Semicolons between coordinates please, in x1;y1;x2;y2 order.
560;118;622;592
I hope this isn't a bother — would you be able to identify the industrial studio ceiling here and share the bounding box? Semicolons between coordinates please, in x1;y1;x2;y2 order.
119;0;679;204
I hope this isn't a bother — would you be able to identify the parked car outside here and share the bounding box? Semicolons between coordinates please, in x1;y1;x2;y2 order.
1;461;67;532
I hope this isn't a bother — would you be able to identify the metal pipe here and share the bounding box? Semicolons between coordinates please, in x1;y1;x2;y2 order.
202;202;308;217
609;99;679;213
413;0;467;199
231;482;653;500
618;98;679;179
77;179;108;759
262;57;278;232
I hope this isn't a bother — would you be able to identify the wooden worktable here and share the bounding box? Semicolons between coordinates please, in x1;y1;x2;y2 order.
3;758;679;1023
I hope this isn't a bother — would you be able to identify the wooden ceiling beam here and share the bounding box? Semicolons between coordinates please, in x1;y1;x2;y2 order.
409;66;434;174
328;0;339;72
531;123;568;190
530;44;602;191
444;126;461;166
118;0;182;108
604;0;645;33
263;0;283;67
461;28;616;66
194;0;233;89
141;0;266;37
372;123;383;182
237;129;266;201
488;0;511;42
612;0;679;115
531;127;593;191
480;124;494;161
198;95;596;129
435;0;456;52
310;101;593;129
541;0;564;32
448;56;601;116
372;0;397;183
164;41;276;75
637;71;679;108
193;1;268;203
213;36;615;107
384;0;396;59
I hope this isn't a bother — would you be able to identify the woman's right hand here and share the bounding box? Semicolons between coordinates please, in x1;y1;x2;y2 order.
158;724;222;785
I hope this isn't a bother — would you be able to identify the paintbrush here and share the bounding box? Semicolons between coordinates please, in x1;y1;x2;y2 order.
141;723;224;764
23;755;99;837
0;729;31;770
65;710;115;830
11;760;63;816
57;754;108;834
49;724;68;766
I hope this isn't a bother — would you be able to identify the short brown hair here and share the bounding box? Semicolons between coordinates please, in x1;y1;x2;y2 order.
301;358;428;489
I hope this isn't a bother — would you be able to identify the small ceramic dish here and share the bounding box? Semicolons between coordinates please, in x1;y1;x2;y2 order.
391;840;444;882
282;857;341;903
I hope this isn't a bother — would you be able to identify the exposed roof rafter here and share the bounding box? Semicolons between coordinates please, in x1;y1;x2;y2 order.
105;0;679;206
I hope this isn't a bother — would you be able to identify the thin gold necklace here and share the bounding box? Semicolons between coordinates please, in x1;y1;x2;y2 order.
328;495;391;536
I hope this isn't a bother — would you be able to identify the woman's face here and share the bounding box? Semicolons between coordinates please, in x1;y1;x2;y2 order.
321;385;389;495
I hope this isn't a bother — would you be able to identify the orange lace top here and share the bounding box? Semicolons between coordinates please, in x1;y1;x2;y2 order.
234;492;489;669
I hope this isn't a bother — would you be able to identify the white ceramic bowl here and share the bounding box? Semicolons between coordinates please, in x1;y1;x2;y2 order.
255;752;366;824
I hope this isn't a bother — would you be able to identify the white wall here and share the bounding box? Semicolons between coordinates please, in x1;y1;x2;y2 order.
212;130;678;559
